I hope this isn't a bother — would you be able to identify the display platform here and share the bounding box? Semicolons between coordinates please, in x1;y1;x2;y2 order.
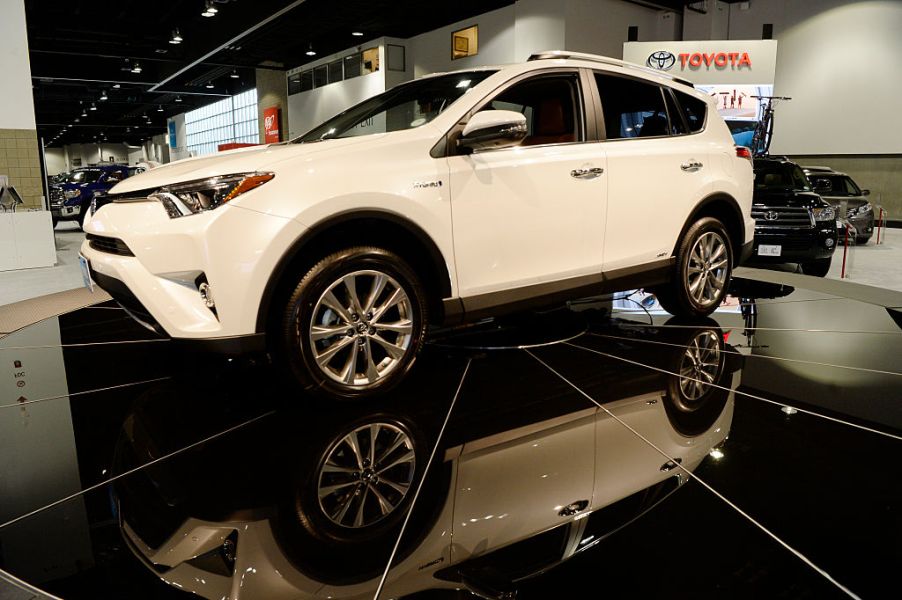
1;274;900;600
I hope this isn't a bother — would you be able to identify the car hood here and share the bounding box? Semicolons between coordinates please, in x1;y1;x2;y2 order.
818;195;869;209
752;189;827;208
108;136;382;194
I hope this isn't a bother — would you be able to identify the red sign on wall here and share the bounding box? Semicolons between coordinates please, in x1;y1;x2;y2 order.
263;106;281;144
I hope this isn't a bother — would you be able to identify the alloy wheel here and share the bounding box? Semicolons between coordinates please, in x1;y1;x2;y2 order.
686;232;729;307
305;270;414;387
317;423;416;529
677;330;722;404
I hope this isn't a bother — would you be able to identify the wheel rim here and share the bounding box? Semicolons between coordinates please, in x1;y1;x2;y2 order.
305;270;414;387
686;232;729;307
317;423;416;529
677;331;722;405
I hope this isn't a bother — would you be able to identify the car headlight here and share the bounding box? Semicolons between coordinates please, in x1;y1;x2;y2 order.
811;206;835;222
64;189;81;199
149;172;275;218
848;203;871;218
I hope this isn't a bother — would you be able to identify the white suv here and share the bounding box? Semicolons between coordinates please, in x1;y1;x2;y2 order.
82;51;754;398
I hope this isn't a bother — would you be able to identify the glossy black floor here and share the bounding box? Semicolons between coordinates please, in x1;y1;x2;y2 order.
1;275;900;600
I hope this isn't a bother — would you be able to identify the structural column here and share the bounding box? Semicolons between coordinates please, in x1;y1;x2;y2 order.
0;0;42;209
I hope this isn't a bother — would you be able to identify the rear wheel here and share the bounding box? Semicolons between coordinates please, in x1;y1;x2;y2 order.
656;217;733;318
278;246;428;399
801;257;832;277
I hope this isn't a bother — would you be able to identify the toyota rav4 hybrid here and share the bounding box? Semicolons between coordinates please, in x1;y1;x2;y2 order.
81;51;754;398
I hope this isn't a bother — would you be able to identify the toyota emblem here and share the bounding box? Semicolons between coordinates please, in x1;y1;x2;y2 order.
646;51;676;71
765;211;780;221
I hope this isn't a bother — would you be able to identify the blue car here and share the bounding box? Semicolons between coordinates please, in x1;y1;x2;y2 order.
49;165;138;228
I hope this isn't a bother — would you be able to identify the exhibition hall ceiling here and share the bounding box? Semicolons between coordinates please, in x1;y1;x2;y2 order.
27;0;515;145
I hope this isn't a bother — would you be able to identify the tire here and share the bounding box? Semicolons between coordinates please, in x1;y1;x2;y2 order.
656;217;733;318
855;236;870;246
801;257;832;277
278;246;428;399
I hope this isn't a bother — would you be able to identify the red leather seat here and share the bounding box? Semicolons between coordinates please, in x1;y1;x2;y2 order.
523;99;576;146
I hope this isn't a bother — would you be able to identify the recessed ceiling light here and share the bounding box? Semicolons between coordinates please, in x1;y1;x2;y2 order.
352;31;364;37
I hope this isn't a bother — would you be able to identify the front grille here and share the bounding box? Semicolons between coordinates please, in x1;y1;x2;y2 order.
50;188;64;207
752;205;814;228
87;233;134;256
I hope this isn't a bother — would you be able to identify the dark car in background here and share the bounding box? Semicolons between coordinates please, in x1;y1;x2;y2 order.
49;165;133;228
803;166;875;244
747;158;837;277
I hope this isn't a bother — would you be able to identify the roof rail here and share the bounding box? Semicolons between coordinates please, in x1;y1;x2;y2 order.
528;50;695;88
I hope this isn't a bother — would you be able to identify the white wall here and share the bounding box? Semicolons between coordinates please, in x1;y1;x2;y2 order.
63;143;130;169
44;147;67;175
410;5;517;77
0;0;36;129
287;70;386;138
565;0;672;59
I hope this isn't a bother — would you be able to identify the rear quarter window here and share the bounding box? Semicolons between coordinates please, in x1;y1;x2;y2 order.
676;91;707;133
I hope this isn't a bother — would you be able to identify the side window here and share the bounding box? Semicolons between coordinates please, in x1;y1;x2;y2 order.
675;91;707;133
594;73;669;139
482;74;583;146
106;170;124;183
664;90;687;135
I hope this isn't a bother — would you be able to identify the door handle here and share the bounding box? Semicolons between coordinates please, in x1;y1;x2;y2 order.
681;160;703;172
558;499;589;517
570;167;604;179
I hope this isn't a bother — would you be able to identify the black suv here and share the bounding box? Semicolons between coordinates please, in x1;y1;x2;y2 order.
747;158;837;277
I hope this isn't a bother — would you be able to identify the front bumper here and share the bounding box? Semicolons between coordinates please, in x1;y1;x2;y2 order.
837;213;875;241
81;198;306;344
746;225;837;263
50;203;82;219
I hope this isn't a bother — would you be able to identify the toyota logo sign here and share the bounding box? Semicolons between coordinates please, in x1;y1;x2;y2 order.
646;51;676;71
765;211;780;221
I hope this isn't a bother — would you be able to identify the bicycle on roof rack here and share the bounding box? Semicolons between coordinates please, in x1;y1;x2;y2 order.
749;95;791;157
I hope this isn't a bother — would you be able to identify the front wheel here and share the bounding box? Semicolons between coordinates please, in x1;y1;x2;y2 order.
278;246;428;399
656;217;733;318
801;257;832;278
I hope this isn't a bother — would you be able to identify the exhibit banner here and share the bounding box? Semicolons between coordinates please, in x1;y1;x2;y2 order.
623;40;778;86
263;106;281;144
167;120;177;149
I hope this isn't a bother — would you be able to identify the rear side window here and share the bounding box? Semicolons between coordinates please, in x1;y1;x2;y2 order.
676;91;707;133
664;90;687;135
594;73;669;140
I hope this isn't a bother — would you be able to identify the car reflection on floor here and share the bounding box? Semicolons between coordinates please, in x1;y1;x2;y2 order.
111;316;738;600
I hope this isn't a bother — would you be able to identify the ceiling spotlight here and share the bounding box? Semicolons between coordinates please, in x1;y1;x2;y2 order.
131;61;142;74
175;95;183;102
157;104;164;112
201;0;218;17
230;69;239;79
351;31;364;37
305;43;316;56
99;90;108;101
81;109;87;117
112;83;121;89
67;124;72;128
205;81;214;88
126;127;130;132
170;28;183;44
89;102;97;111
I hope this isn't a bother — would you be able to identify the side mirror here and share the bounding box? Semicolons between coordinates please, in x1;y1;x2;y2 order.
459;110;527;152
862;189;870;196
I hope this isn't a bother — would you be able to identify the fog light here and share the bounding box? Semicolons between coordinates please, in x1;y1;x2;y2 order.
825;238;835;248
199;282;215;308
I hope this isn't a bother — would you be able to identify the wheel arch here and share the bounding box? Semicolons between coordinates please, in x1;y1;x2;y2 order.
675;193;745;266
256;209;453;333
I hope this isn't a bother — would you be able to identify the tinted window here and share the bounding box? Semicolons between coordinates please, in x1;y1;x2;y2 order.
67;170;102;184
676;91;707;133
595;74;669;139
327;59;343;84
664;90;687;135
299;70;313;92
313;65;327;88
754;162;812;191
483;74;582;146
811;175;861;196
344;53;362;79
288;73;301;95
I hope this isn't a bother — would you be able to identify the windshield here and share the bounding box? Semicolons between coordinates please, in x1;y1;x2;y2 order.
754;162;811;192
66;170;103;184
295;70;497;143
808;174;861;196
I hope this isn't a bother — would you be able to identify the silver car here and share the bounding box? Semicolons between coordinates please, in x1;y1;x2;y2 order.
803;166;875;244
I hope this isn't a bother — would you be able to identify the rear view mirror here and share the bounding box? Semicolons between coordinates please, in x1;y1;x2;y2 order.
459;110;527;152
